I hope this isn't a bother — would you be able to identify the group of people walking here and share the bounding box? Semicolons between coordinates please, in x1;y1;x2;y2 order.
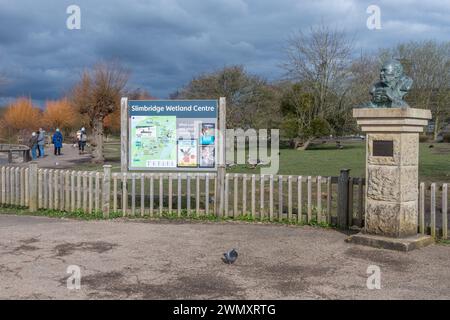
28;127;87;160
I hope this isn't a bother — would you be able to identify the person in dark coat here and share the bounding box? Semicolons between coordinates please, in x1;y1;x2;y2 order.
52;128;63;156
79;127;87;154
29;132;39;160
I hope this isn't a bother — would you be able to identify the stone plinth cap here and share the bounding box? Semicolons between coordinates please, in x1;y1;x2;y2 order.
353;108;432;133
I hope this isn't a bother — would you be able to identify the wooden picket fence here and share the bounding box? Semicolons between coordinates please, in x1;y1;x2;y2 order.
108;172;336;223
0;163;448;240
419;182;449;240
0;164;344;223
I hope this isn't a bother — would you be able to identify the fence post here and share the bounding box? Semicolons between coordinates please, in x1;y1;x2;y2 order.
131;173;136;216
297;176;303;223
120;97;128;172
327;177;332;224
141;174;146;217
95;172;100;212
71;171;76;212
122;172;127;216
1;166;5;204
224;173;229;217
337;169;350;229
29;162;38;212
215;96;226;218
442;183;448;240
25;168;29;206
205;173;209;215
260;174;264;220
307;176;312;222
419;182;425;234
63;171;69;211
316;176;322;223
431;183;436;238
159;174;163;217
196;174;200;217
279;175;284;222
357;178;364;227
348;177;354;226
177;173;181;218
102;165;111;218
168;173;173;216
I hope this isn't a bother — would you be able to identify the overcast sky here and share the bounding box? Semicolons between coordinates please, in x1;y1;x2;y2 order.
0;0;449;106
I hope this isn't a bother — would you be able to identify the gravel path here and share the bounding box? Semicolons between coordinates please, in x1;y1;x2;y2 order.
1;214;449;299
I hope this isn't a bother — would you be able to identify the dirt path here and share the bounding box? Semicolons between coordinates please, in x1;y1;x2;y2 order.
1;214;449;299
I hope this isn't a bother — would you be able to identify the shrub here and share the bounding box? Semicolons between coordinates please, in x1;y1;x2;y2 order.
443;133;450;143
419;134;430;143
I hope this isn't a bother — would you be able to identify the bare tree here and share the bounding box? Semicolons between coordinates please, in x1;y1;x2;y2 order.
174;65;279;129
70;62;129;163
127;88;154;100
281;24;354;147
347;53;379;106
283;24;353;118
341;53;379;133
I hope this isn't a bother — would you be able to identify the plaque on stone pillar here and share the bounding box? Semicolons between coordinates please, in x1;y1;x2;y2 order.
372;140;393;157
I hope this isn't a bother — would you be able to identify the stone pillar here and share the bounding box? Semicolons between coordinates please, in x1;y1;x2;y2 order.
348;108;434;251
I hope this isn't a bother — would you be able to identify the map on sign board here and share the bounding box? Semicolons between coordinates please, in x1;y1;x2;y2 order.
130;116;177;168
128;100;218;171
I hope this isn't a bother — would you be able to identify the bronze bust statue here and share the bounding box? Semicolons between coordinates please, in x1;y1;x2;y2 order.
363;59;412;108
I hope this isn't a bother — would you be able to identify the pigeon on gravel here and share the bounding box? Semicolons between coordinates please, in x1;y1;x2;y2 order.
222;248;238;264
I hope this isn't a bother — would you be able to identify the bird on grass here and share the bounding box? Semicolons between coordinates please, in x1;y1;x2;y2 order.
222;248;238;264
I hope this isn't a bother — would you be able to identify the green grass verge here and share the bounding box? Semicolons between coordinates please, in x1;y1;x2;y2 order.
437;239;450;246
0;204;333;229
0;204;122;220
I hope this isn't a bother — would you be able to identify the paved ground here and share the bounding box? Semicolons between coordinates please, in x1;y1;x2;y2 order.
0;143;91;168
1;214;450;299
32;143;92;169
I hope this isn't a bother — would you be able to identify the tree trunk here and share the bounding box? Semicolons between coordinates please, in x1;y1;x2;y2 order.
91;116;105;163
434;115;439;141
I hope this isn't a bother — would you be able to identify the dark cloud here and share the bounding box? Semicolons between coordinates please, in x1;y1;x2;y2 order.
0;0;449;106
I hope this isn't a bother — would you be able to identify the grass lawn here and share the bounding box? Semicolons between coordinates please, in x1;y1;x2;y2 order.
77;139;450;183
230;142;366;177
229;141;450;182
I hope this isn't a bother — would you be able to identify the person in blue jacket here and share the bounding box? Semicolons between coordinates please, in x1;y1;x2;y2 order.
52;128;63;156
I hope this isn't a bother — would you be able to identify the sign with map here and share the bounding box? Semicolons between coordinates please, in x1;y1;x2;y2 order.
128;100;218;171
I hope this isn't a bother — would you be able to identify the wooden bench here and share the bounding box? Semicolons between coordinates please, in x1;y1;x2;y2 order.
0;144;31;163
